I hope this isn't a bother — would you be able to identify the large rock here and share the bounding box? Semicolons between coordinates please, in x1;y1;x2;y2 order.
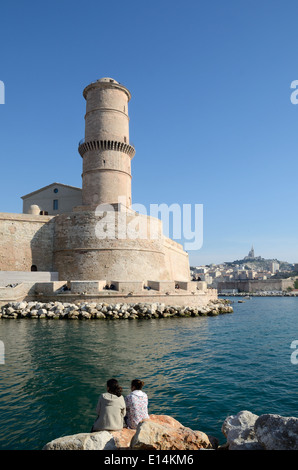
130;414;213;450
43;414;213;450
255;414;298;450
221;410;263;450
110;428;136;449
42;431;117;450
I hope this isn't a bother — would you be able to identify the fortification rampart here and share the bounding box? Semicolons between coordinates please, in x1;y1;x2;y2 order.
31;280;216;307
52;209;191;282
0;78;215;308
218;278;295;293
0;278;216;308
0;213;55;272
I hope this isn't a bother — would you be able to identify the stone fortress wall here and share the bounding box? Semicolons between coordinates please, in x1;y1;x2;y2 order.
53;209;190;282
0;212;55;272
217;278;294;293
0;77;217;306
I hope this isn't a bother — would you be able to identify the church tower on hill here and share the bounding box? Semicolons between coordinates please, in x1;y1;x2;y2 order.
248;245;255;259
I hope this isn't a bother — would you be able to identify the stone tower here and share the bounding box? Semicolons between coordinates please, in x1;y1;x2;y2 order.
52;78;191;282
248;245;255;259
78;78;135;208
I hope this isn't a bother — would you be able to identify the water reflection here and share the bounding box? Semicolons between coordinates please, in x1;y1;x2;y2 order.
0;317;210;448
1;298;298;449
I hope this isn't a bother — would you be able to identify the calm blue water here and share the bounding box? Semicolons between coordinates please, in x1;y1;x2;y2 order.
0;297;298;450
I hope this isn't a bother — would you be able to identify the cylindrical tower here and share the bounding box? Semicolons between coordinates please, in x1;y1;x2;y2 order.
53;77;191;283
78;77;135;208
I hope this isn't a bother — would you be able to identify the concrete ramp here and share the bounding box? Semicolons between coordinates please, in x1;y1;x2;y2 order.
0;271;59;287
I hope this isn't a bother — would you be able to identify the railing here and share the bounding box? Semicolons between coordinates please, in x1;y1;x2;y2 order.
78;139;135;158
78;138;134;147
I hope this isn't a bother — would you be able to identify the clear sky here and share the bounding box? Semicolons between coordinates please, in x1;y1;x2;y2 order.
0;0;297;266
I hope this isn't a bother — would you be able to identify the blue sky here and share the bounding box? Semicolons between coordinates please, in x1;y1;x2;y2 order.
0;0;297;266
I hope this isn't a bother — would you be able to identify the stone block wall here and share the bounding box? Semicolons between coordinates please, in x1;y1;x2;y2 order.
163;236;190;281
0;213;55;272
112;281;144;293
217;278;295;293
0;282;36;305
35;281;67;295
148;280;176;293
70;281;102;294
52;210;190;282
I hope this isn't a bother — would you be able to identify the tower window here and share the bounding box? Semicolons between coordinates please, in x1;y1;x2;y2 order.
53;188;58;193
124;136;127;143
53;199;59;210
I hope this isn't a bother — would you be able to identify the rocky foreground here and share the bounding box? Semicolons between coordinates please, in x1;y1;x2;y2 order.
43;411;298;450
0;299;233;320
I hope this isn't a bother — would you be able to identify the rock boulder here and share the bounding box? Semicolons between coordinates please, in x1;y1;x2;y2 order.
222;410;298;450
42;430;116;450
254;414;298;450
110;428;136;449
130;414;213;450
221;410;263;450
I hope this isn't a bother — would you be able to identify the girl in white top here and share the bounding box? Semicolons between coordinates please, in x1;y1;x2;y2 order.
125;379;149;429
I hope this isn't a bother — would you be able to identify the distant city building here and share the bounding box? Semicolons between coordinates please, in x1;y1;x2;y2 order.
248;245;255;258
256;273;268;280
238;270;249;280
199;273;213;284
247;270;255;280
194;267;208;274
209;270;221;278
270;262;279;274
243;245;263;261
191;252;295;294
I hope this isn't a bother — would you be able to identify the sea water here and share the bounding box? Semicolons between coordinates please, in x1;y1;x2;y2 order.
0;296;297;450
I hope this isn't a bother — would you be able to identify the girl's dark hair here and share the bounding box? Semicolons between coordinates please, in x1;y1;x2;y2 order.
107;378;122;397
131;379;144;390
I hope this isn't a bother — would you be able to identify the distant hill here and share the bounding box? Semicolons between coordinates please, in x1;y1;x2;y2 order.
225;258;294;274
191;258;295;273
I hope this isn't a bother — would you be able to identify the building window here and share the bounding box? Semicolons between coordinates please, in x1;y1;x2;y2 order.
53;199;59;210
124;136;127;143
31;265;37;272
54;188;58;193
